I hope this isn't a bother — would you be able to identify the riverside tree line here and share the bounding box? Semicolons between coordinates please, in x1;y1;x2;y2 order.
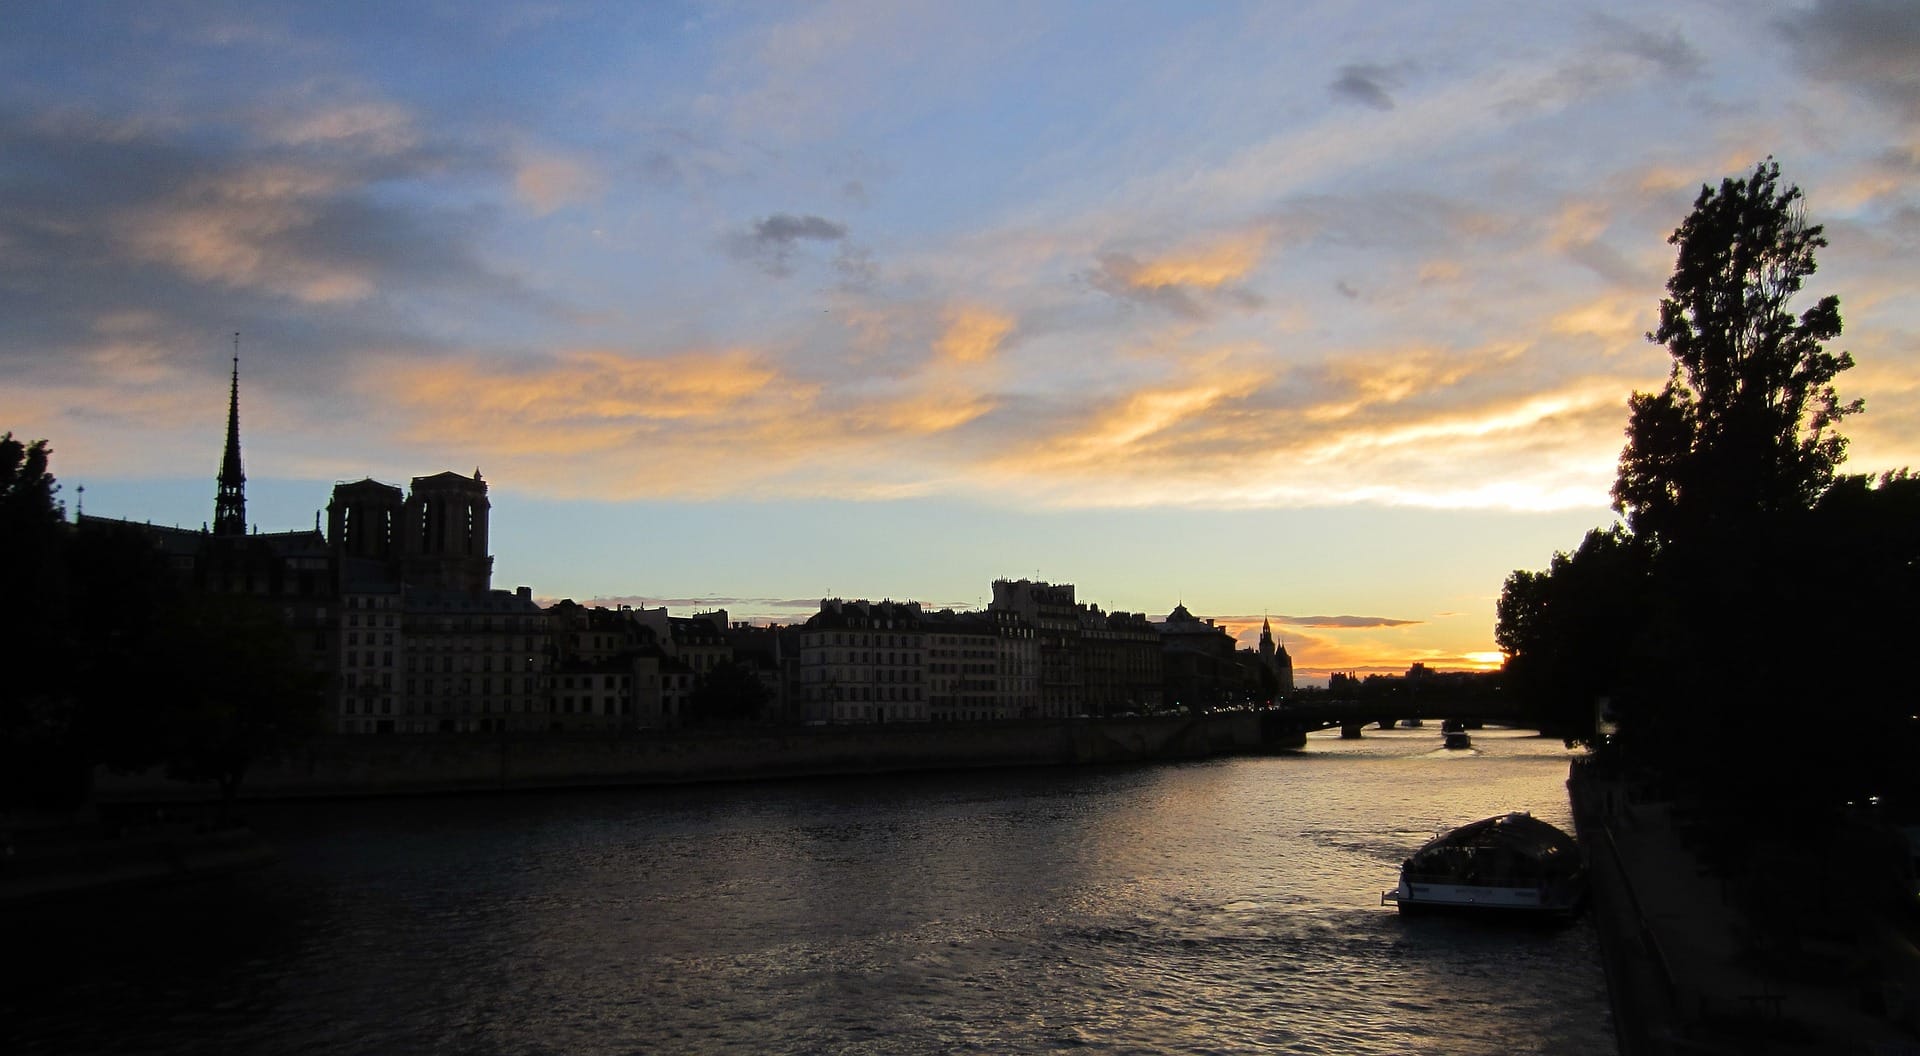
1497;159;1920;812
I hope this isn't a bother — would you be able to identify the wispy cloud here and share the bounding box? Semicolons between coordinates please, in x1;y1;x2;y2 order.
1778;0;1920;124
514;151;603;215
1277;615;1422;629
1329;64;1402;111
727;213;850;276
934;306;1015;363
1086;232;1267;319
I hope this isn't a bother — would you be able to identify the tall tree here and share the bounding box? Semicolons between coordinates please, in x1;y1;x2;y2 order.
1612;158;1859;548
0;434;77;806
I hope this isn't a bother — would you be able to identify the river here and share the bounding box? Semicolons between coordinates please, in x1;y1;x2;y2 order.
10;726;1614;1055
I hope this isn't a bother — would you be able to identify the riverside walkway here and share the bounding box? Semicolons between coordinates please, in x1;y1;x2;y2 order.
1572;763;1920;1055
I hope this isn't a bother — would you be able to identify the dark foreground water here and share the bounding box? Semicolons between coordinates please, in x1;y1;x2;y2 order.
10;727;1613;1055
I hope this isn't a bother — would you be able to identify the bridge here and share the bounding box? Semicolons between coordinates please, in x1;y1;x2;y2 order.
1258;694;1531;745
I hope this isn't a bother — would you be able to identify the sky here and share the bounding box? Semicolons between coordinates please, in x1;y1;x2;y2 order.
4;1;1917;684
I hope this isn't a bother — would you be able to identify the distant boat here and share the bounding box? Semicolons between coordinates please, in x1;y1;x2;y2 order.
1443;730;1472;750
1381;813;1585;917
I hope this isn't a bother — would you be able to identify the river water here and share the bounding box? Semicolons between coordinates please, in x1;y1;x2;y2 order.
12;726;1614;1055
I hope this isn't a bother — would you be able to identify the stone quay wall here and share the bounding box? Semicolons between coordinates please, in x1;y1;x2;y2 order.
97;712;1292;802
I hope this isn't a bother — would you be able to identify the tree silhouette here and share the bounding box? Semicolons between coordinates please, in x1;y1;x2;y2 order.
689;660;770;727
2;434;328;812
0;434;78;807
152;592;328;808
1495;526;1652;743
1499;160;1917;804
1613;158;1859;549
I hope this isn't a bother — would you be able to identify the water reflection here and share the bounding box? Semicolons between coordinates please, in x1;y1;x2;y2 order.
12;728;1611;1055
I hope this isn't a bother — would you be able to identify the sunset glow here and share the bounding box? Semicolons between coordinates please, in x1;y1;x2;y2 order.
7;2;1917;682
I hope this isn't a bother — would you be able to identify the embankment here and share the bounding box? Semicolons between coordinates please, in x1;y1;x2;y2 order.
1568;759;1920;1055
96;712;1299;802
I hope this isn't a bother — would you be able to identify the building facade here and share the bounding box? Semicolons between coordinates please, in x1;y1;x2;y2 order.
798;599;928;723
990;579;1082;718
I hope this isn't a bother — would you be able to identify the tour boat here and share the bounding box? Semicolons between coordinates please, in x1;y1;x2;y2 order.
1440;719;1471;750
1381;812;1585;917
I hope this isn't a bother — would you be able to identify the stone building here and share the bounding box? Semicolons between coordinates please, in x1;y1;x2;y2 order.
798;599;928;723
922;609;1003;722
989;579;1082;718
393;585;546;734
326;469;549;733
1156;603;1241;712
1079;605;1163;716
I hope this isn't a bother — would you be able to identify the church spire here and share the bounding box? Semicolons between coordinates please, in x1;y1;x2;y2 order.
213;332;247;536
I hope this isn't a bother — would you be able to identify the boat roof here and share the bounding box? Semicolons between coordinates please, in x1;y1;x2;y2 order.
1410;812;1578;862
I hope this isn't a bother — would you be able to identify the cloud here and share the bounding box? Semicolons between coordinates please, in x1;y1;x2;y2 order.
1549;294;1656;349
514;153;602;215
1276;614;1421;629
728;212;850;276
992;370;1272;477
1086;233;1267;319
934;307;1015;363
123;166;379;304
1329;64;1400;111
1778;0;1920;123
379;347;796;435
352;335;1014;500
261;99;419;156
0;104;529;394
753;213;848;243
1590;14;1702;79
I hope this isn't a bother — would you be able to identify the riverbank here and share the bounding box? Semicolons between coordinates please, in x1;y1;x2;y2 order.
0;814;273;907
95;712;1297;804
1568;759;1920;1055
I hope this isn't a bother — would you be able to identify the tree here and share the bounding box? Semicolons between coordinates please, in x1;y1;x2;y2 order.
151;592;328;808
1613;158;1860;548
0;434;77;807
3;433;329;812
1600;160;1892;801
689;660;770;727
1495;526;1652;744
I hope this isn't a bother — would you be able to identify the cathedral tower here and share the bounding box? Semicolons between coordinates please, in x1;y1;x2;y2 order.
400;469;494;593
327;478;405;559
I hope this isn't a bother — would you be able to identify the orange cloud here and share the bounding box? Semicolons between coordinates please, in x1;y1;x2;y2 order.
999;371;1269;474
380;347;793;431
355;342;1013;500
1549;295;1651;347
1121;232;1266;290
1306;347;1488;422
846;390;996;435
123;166;373;303
933;306;1015;363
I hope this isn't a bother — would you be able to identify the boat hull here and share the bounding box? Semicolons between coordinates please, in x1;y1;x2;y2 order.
1381;879;1581;917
